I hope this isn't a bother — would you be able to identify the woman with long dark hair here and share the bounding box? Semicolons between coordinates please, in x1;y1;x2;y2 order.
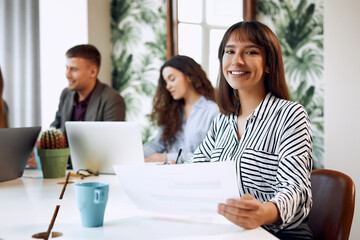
144;55;219;164
192;21;313;239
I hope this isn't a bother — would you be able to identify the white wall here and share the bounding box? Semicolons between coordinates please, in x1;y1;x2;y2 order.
39;0;88;128
324;1;360;239
39;0;112;128
88;0;112;86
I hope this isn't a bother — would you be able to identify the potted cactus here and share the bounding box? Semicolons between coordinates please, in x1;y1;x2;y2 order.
37;128;70;178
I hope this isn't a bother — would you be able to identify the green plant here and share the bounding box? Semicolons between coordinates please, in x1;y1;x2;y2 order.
38;128;67;149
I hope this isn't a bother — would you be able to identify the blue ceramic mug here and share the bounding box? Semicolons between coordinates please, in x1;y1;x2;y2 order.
74;182;109;227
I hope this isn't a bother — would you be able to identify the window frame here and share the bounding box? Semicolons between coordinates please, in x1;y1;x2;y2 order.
166;0;256;80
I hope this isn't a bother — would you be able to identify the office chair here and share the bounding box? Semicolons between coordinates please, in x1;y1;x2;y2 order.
308;169;356;240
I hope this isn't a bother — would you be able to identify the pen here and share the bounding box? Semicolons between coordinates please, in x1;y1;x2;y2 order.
175;148;182;164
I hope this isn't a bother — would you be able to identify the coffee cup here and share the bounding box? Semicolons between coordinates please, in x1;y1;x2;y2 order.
74;182;109;227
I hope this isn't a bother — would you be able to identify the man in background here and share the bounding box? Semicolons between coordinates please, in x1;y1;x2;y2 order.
28;44;126;168
51;44;126;133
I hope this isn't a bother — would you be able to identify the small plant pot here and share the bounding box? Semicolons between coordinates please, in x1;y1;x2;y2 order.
37;148;70;178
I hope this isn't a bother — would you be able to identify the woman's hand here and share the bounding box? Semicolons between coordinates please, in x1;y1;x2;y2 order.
217;194;280;229
145;153;167;163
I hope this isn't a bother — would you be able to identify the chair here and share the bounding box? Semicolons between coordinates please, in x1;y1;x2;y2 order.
308;169;356;240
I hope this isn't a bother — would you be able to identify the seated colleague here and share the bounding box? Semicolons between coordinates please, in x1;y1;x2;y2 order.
144;55;219;164
191;21;313;239
0;67;9;128
2;67;38;168
51;44;126;134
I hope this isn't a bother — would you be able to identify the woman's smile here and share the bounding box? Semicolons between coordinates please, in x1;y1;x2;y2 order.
222;33;267;92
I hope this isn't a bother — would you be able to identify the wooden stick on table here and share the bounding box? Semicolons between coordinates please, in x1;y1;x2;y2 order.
59;172;71;199
44;172;70;239
45;205;60;240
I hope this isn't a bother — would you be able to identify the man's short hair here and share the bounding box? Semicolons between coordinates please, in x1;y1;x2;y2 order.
66;44;101;68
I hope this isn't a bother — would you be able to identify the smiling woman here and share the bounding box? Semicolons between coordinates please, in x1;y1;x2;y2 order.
192;21;314;239
222;38;267;97
217;21;290;115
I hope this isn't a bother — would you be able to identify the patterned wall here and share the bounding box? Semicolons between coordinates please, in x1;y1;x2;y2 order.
110;0;166;143
257;0;324;169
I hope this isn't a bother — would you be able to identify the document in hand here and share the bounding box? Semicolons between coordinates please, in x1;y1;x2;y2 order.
113;161;240;217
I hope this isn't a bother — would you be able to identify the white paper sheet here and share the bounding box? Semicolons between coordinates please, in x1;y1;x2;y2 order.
113;161;240;217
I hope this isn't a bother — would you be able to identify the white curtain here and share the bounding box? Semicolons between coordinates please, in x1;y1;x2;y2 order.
0;0;41;127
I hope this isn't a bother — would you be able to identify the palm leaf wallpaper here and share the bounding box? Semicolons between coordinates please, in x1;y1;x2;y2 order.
111;0;166;143
257;0;324;169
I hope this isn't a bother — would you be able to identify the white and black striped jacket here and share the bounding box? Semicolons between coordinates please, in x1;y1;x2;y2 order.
191;93;313;231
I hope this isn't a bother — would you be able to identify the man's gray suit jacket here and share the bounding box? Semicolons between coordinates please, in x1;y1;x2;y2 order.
51;80;126;134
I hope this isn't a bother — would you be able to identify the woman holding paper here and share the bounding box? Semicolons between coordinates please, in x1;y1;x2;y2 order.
191;21;313;239
144;55;219;164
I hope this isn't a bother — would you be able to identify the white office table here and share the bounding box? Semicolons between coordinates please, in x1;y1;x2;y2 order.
0;169;278;240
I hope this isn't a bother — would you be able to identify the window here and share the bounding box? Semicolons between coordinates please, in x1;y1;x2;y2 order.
175;0;244;85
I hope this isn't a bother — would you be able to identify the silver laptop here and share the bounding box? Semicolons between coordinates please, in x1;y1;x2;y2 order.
0;126;41;182
65;121;144;174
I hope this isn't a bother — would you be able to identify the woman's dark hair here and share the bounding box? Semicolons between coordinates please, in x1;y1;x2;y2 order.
217;21;290;115
151;55;215;146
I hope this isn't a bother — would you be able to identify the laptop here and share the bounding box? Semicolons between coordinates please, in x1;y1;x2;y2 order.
65;121;145;174
0;126;41;182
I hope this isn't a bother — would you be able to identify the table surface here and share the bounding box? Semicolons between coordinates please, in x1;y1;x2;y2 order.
0;169;278;240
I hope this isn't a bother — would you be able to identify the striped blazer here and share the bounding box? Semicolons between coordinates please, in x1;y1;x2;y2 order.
191;93;313;231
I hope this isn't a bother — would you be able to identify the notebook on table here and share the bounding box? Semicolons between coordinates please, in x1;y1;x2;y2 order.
0;126;41;182
65;121;145;174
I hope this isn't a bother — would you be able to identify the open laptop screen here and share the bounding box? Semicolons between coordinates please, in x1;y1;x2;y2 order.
65;121;144;174
0;126;41;182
